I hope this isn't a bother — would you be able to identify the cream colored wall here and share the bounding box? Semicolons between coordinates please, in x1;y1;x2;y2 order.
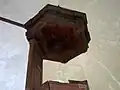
0;0;120;90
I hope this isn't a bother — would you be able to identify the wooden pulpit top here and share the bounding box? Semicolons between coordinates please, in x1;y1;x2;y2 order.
25;4;91;63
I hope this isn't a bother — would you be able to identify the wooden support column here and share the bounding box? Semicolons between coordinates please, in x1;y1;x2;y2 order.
25;39;43;90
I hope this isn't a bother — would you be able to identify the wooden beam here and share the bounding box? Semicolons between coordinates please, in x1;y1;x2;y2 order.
25;39;44;90
0;17;25;28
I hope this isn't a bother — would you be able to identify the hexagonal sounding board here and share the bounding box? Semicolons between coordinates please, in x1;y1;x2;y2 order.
25;4;90;90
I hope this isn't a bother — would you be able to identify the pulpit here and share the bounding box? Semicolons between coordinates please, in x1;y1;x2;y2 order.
25;4;91;90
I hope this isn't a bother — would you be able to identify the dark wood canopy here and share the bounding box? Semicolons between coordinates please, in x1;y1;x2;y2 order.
25;4;91;63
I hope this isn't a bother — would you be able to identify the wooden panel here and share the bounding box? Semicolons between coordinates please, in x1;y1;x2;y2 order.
40;81;88;90
33;65;41;90
49;82;87;90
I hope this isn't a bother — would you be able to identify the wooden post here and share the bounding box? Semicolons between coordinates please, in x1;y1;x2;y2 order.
25;39;43;90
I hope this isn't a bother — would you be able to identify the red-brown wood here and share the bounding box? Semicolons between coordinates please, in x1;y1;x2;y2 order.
40;81;89;90
25;39;43;90
25;4;91;63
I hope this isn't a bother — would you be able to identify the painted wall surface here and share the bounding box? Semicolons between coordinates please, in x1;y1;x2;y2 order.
0;21;29;90
0;0;120;90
